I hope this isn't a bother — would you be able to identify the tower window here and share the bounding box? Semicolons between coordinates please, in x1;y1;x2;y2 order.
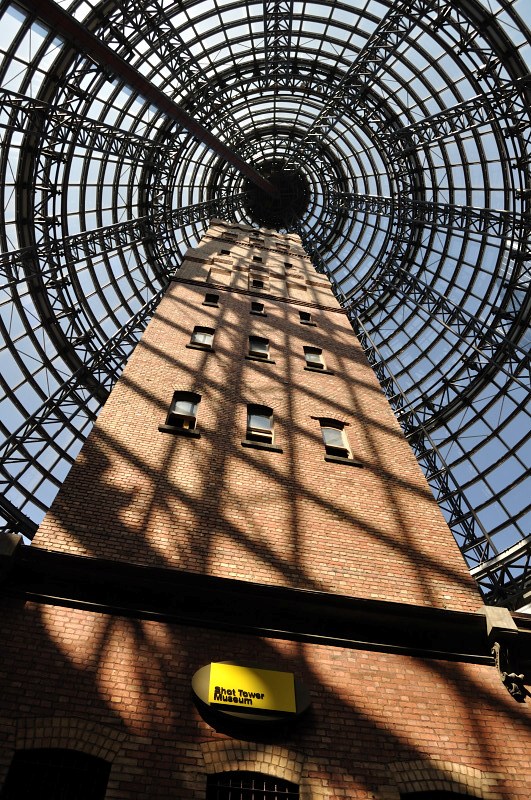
167;391;201;430
220;249;230;255
203;293;219;306
190;326;214;349
319;419;351;459
246;405;274;444
251;301;266;315
252;278;264;289
252;255;263;262
248;336;269;359
299;310;315;325
206;771;299;800
285;261;293;268
304;346;324;369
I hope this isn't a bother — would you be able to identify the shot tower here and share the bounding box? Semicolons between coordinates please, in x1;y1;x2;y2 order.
1;221;530;800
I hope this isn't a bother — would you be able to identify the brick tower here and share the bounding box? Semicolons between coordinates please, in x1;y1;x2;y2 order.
1;220;530;800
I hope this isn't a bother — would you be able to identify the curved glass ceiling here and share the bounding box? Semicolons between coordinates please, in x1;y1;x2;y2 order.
0;0;530;606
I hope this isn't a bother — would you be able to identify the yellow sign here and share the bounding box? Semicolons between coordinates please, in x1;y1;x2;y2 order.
208;663;296;714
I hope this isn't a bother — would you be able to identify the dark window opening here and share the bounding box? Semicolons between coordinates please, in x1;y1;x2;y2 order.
249;336;269;359
204;293;219;306
285;261;293;268
246;405;274;444
251;301;265;315
252;255;263;262
220;249;230;255
299;310;313;324
252;278;264;289
167;391;201;430
190;326;214;348
304;346;324;369
0;748;111;800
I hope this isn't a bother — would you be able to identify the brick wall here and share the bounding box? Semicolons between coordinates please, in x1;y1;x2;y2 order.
0;599;529;800
35;222;479;611
5;222;529;800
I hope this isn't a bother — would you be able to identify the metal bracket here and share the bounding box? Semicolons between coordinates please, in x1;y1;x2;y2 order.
491;641;527;702
483;605;528;702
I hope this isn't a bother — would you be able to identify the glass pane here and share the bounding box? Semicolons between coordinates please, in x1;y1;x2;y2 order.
173;399;197;416
249;412;272;431
192;330;212;344
306;351;322;364
322;426;345;447
250;338;268;354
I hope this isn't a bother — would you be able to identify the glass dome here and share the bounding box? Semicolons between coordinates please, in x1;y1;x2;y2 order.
0;0;530;607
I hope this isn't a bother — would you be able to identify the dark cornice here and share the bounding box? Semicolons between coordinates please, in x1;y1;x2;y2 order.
2;544;531;668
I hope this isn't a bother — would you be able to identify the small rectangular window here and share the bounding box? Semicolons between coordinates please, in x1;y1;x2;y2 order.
319;419;351;459
251;301;265;315
304;346;324;369
247;404;274;444
252;255;263;262
249;336;269;359
285;261;293;268
167;391;201;430
203;293;219;306
252;278;264;289
220;249;230;255
190;326;214;349
299;310;313;324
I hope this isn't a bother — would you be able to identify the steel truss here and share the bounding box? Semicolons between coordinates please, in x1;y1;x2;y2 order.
264;0;293;82
350;255;530;419
353;316;531;606
0;288;165;534
1;196;247;290
330;192;531;240
392;78;531;151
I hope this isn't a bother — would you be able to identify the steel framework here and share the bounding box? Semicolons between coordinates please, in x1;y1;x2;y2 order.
0;0;530;607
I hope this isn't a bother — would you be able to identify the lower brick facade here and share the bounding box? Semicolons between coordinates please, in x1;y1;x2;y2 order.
0;598;530;799
1;224;529;798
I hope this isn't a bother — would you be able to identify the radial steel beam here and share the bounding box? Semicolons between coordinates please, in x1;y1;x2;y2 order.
264;0;294;82
98;1;248;150
0;88;183;164
0;288;166;537
389;77;531;151
287;0;436;164
350;255;531;395
20;0;276;197
330;192;530;238
0;195;248;290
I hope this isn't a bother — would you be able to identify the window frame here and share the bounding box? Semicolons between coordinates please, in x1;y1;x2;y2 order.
159;391;202;437
248;335;270;360
313;417;362;466
242;405;283;452
189;325;215;350
304;345;325;369
203;293;219;307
